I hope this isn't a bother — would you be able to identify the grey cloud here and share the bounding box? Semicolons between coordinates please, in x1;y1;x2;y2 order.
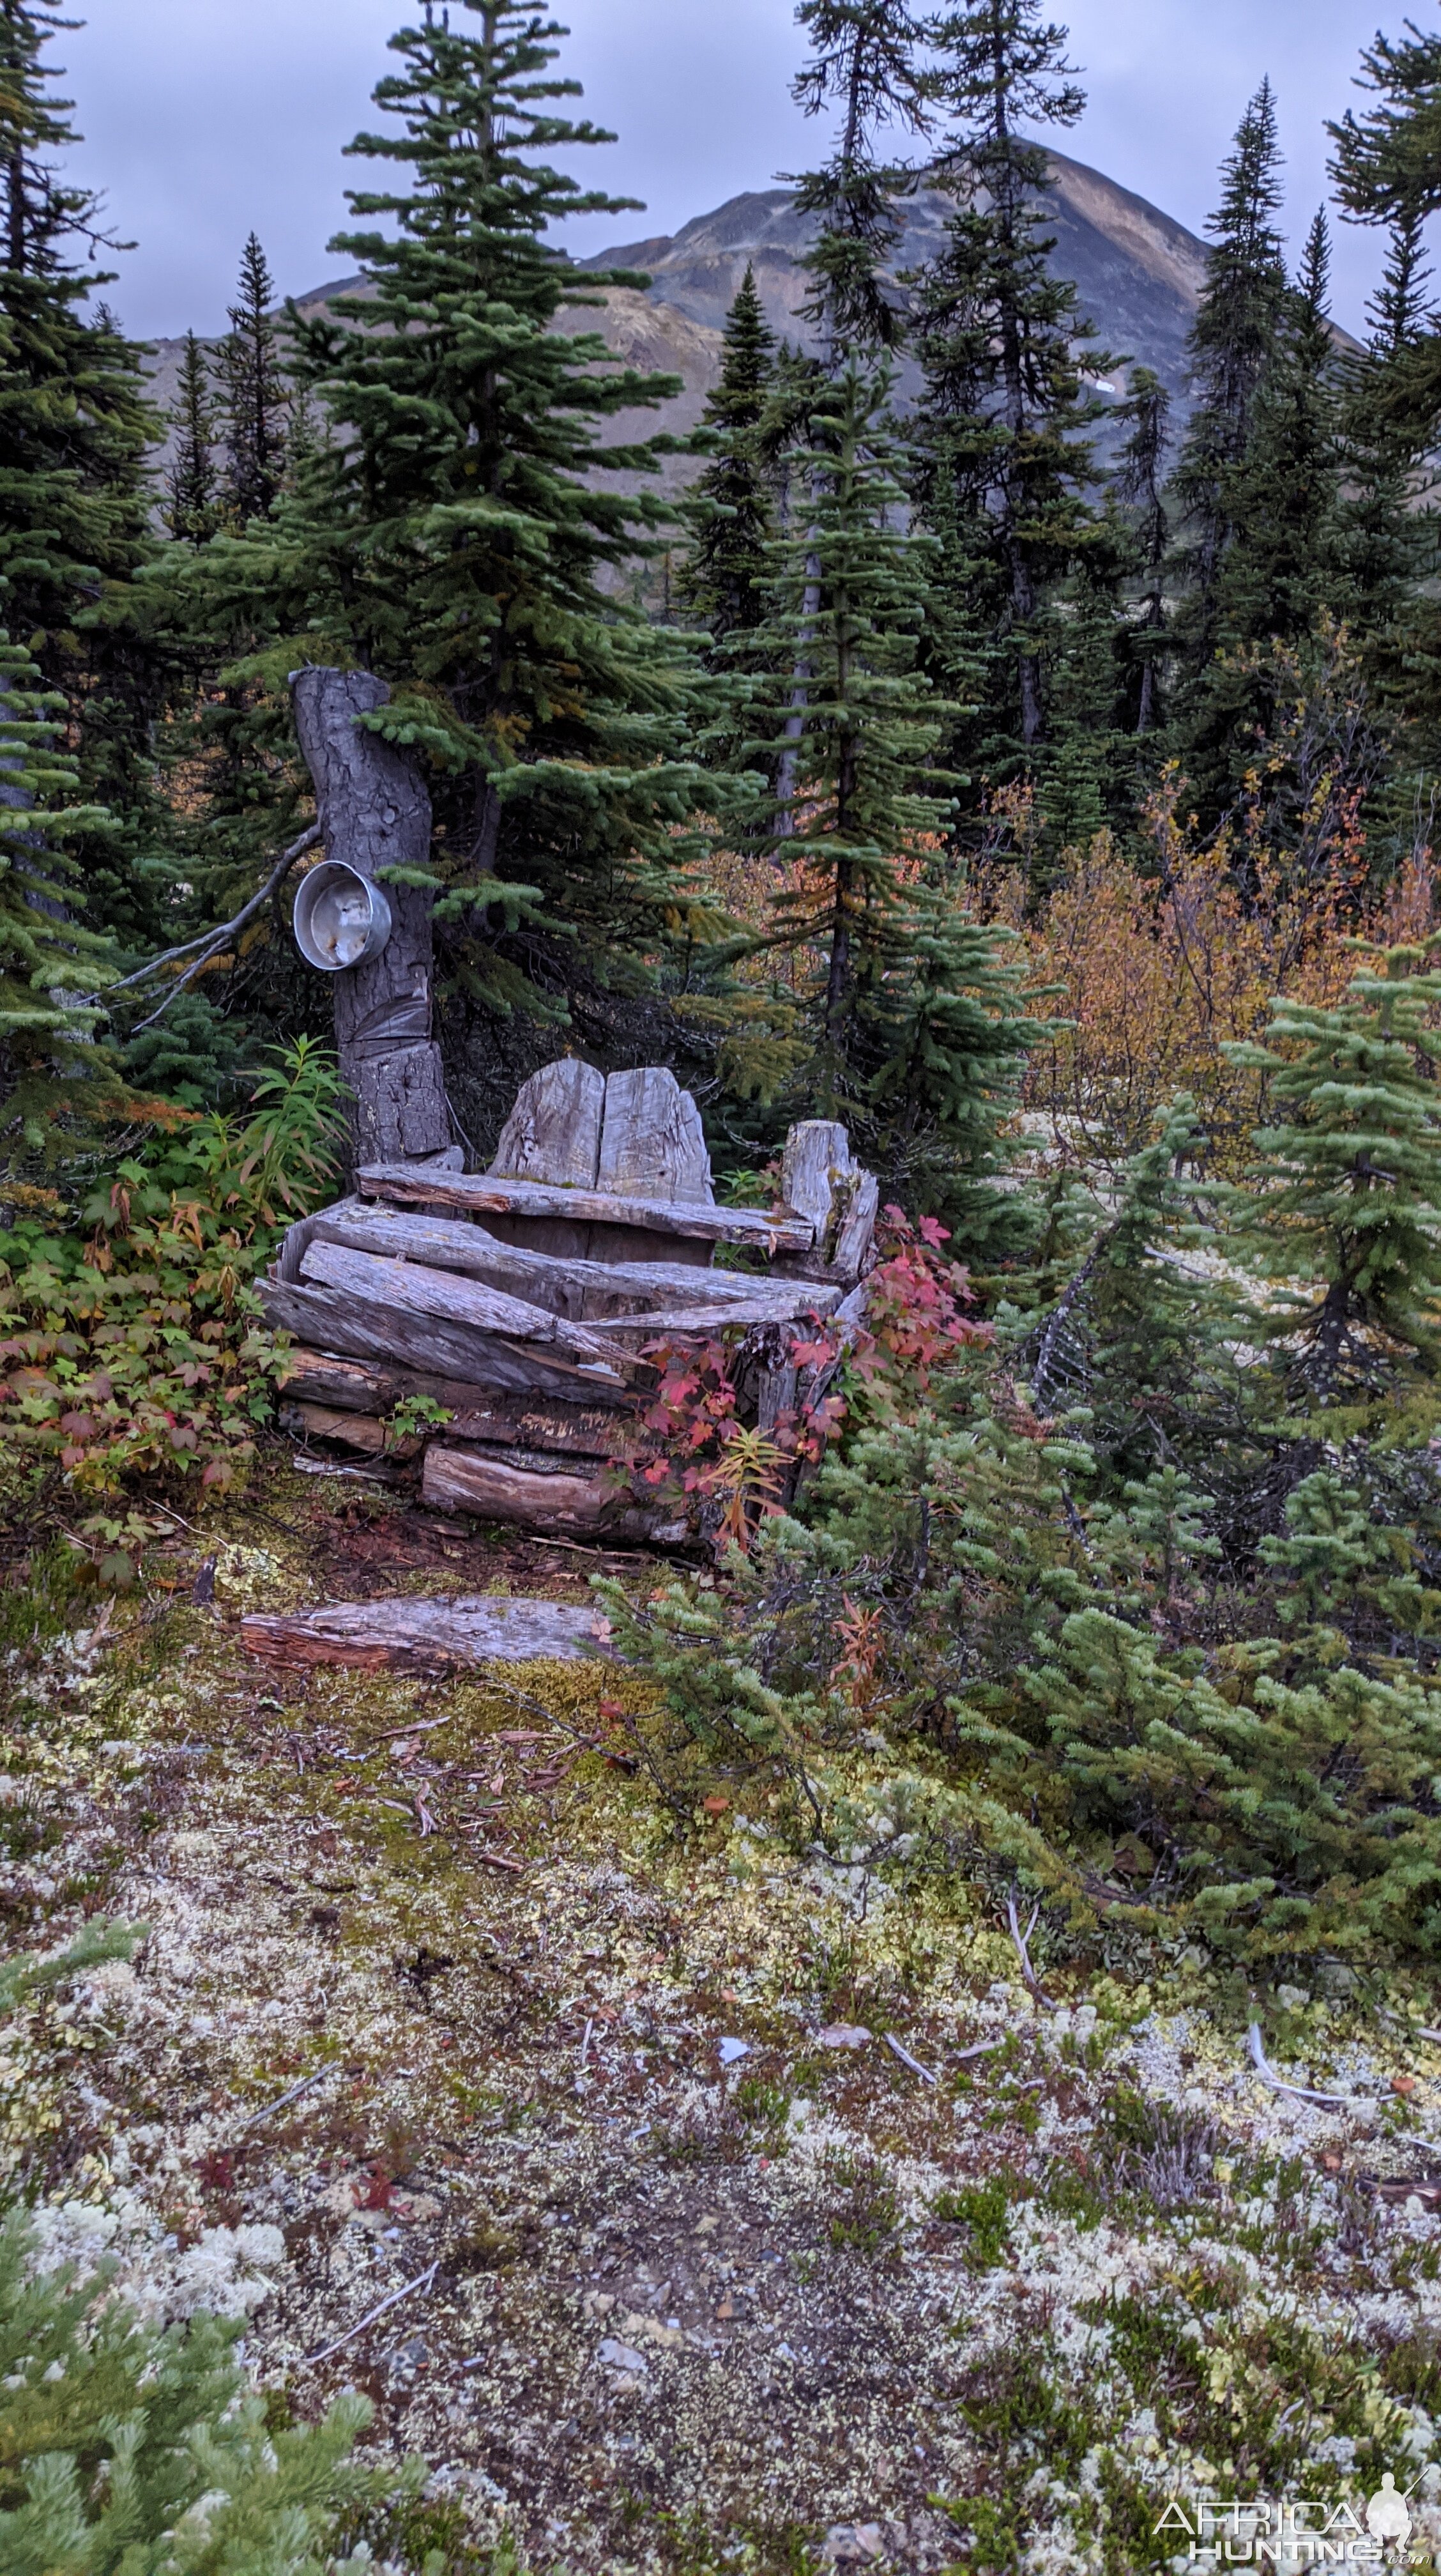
72;0;1392;339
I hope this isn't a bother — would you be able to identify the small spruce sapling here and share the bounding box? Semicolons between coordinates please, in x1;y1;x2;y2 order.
1224;939;1441;1392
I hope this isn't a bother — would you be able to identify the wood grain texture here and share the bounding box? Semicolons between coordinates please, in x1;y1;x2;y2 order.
584;1292;842;1347
280;1403;422;1459
596;1066;713;1204
241;1593;618;1671
300;1237;566;1346
289;668;451;1167
275;1344;639;1452
830;1169;880;1282
780;1120;853;1235
260;1278;639;1402
422;1443;688;1544
356;1165;814;1252
307;1199;820;1322
489;1057;604;1188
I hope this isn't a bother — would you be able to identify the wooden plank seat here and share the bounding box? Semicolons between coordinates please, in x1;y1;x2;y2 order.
263;1057;879;1542
354;1165;815;1257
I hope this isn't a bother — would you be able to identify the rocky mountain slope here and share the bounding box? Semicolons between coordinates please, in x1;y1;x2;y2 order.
143;150;1216;487
586;148;1213;414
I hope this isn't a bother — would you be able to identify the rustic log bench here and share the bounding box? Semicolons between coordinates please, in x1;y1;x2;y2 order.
263;1059;878;1542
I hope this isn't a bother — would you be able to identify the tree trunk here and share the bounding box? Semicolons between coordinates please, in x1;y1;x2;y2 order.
289;665;455;1170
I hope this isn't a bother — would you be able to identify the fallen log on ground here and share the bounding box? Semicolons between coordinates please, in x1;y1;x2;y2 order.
241;1595;620;1671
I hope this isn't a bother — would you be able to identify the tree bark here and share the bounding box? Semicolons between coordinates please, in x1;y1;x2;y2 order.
289;665;454;1169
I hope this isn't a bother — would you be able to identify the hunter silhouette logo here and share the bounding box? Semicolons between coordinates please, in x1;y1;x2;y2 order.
1366;2477;1412;2547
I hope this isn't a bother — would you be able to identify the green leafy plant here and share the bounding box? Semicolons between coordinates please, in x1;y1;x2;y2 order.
0;1041;344;1577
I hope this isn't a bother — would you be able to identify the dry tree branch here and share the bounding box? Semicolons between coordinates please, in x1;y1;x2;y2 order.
1006;1883;1051;2007
109;822;323;1029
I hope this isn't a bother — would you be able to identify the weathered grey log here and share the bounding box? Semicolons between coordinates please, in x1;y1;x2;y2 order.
781;1121;853;1235
290;667;451;1168
300;1238;569;1349
584;1292;841;1346
830;1170;881;1283
356;1165;814;1254
597;1066;713;1204
490;1058;604;1188
774;1118;880;1282
303;1199;825;1322
241;1593;620;1671
276;1344;640;1452
422;1443;689;1544
261;1277;639;1402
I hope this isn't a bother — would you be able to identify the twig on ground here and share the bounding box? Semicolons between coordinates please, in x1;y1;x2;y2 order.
1006;1885;1051;2007
467;1845;526;1873
304;2260;439;2366
1246;2021;1353;2109
241;2064;339;2130
954;2038;1005;2062
580;2016;594;2068
482;1670;640;1775
883;2031;937;2085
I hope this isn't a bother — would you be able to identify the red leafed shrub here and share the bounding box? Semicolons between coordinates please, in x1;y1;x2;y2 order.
627;1315;850;1553
852;1206;992;1399
623;1214;989;1550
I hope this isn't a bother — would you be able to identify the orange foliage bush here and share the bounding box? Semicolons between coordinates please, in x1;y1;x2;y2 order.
982;778;1439;1170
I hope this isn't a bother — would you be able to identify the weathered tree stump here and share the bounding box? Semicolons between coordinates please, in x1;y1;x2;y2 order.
289;666;454;1169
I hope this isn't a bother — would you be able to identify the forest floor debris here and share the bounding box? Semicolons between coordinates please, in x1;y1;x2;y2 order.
6;1460;1441;2572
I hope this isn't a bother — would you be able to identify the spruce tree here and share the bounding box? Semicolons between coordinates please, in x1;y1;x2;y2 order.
190;0;712;1022
869;878;1036;1251
1168;82;1288;723
1111;365;1171;737
679;265;777;645
0;632;116;1151
731;363;957;1106
165;328;220;543
218;232;287;524
1175;208;1347;809
1225;941;1441;1392
712;0;968;1124
1329;3;1441;448
911;0;1108;788
0;1;169;954
789;0;933;361
1326;22;1441;756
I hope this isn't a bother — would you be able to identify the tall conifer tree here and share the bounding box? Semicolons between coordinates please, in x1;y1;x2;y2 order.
680;266;777;645
1174;208;1347;809
911;0;1106;786
1169;82;1288;707
1111;366;1171;737
218;233;287;525
192;0;714;1029
0;0;167;951
166;330;220;544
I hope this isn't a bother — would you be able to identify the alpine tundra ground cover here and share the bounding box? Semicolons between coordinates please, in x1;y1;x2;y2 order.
6;1478;1441;2575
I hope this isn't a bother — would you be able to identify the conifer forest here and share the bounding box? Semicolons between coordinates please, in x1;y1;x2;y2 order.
16;0;1441;2567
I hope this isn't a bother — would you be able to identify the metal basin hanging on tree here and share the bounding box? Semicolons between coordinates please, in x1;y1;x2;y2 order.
293;859;393;972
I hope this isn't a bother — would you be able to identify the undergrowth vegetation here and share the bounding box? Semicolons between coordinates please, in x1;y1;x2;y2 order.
0;1041;344;1580
604;931;1441;1986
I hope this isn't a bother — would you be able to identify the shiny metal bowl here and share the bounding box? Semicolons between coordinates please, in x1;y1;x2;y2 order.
293;860;393;972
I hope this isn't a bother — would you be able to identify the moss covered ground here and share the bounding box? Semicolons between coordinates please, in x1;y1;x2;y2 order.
6;1461;1441;2572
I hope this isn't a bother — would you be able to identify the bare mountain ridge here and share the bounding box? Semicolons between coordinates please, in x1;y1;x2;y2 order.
143;151;1219;492
584;148;1213;413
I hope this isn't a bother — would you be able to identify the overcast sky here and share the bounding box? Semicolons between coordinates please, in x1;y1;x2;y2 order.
65;0;1405;343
